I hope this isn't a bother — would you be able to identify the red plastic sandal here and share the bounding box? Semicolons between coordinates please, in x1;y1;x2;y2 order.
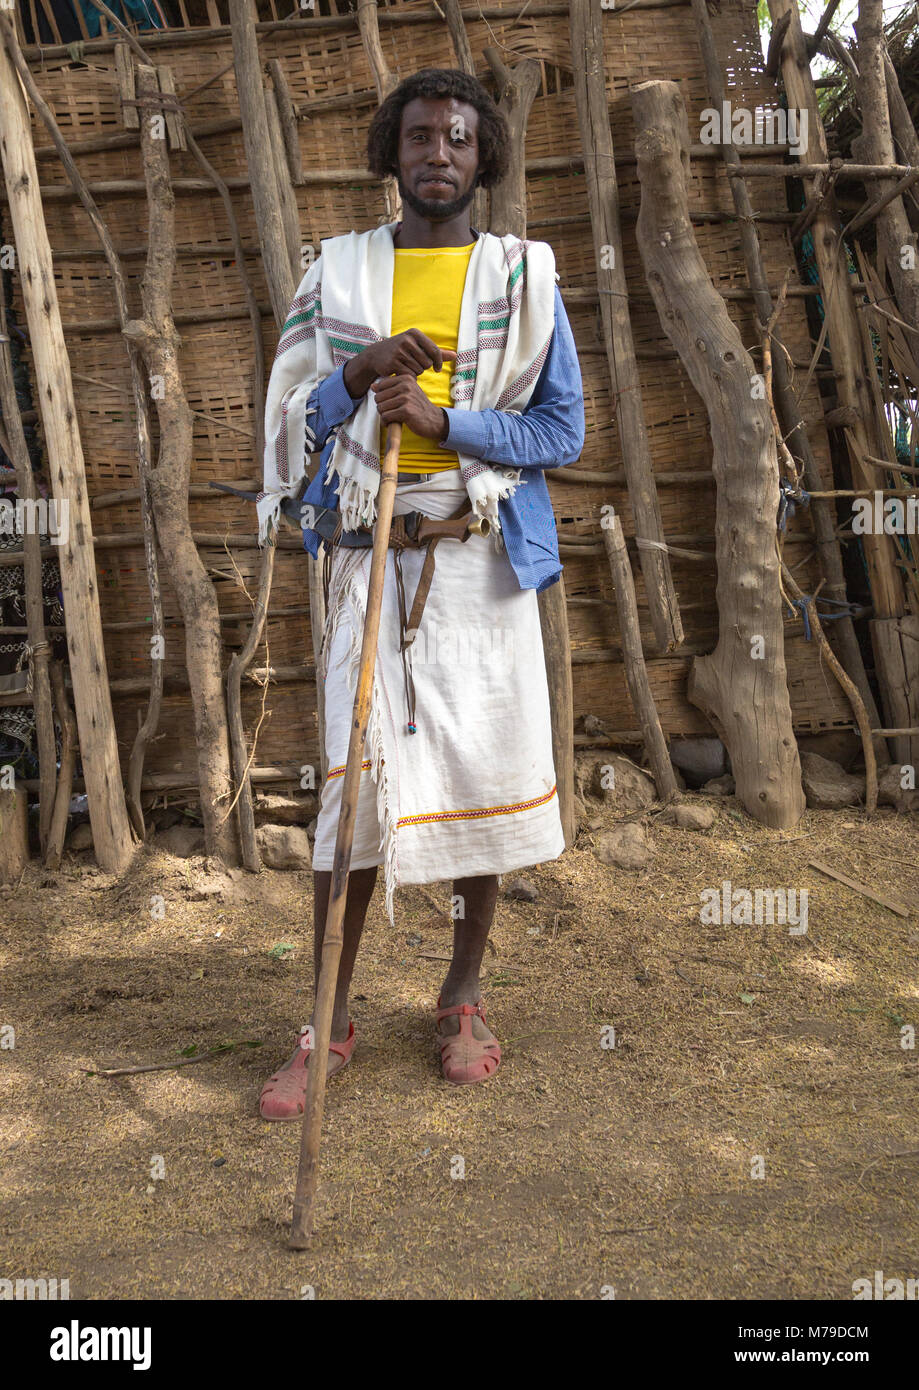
435;997;502;1087
258;1022;355;1121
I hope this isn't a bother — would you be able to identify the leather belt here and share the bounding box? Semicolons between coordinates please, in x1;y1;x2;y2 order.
396;469;442;484
203;477;486;738
322;501;490;736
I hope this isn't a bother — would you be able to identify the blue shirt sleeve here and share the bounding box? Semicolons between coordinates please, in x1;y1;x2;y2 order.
295;365;363;562
438;286;585;470
304;362;363;448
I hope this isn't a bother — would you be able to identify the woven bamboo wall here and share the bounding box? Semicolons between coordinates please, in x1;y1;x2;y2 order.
5;0;851;794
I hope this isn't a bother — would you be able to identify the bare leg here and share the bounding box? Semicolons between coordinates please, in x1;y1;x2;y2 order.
263;864;378;1094
312;865;378;1044
438;873;499;1040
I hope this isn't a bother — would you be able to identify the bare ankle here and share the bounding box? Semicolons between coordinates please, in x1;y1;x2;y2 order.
309;1008;351;1042
439;976;480;1006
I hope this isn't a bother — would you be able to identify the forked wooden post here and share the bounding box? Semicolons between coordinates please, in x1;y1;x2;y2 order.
289;424;402;1249
632;80;804;828
484;48;541;238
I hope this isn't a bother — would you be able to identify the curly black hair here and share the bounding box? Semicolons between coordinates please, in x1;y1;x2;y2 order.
367;68;510;189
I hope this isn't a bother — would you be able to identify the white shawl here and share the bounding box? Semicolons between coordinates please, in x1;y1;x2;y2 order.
257;222;557;543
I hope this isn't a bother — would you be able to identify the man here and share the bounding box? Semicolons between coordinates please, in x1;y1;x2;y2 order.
256;68;584;1111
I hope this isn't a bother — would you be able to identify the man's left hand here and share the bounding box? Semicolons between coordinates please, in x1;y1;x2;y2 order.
371;373;448;441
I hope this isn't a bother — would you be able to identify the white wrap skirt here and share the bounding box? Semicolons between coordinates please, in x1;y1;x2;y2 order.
311;469;565;923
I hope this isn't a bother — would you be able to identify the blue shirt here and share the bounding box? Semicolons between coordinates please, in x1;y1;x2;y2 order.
297;285;585;592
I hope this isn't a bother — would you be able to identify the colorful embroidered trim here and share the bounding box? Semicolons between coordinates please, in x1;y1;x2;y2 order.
397;783;557;829
326;758;373;780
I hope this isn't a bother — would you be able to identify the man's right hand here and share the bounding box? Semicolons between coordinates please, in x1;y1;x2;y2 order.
343;330;455;399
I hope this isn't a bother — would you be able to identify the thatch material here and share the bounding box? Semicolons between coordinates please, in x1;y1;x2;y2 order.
822;3;919;155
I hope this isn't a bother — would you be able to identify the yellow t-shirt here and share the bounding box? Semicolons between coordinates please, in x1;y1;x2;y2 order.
384;242;475;472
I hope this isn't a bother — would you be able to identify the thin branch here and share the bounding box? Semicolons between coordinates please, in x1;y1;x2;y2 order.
809;0;844;51
85;1040;264;1077
846;164;919;238
765;10;791;79
780;565;878;813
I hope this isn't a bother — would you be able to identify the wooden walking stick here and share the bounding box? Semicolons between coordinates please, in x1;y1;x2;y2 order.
289;421;402;1249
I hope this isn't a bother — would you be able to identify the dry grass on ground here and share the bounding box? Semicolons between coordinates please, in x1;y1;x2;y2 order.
1;794;918;1299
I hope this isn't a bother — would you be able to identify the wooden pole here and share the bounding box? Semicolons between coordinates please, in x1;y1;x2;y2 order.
0;34;135;873
440;0;489;232
601;508;678;801
193;108;290;878
227;543;276;872
484;43;576;847
266;57;302;186
884;49;919;181
538;579;576;847
22;762;318;796
73;2;273;858
833;253;919;767
780;568;878;812
852;0;919;332
289;425;402;1250
809;0;844;52
632;79;804;828
185;96;280;829
356;0;395;104
45;657;78;870
868;612;919;770
228;0;295;328
721;161;912;180
34;150;881;200
0;304;56;857
264;77;300;276
766;0;908;724
227;1;330;819
0;11;166;841
689;0;885;762
483;48;541;238
846;166;919;238
128;62;238;864
40;282;847;339
0;781;29;883
570;0;682;655
355;0;400;303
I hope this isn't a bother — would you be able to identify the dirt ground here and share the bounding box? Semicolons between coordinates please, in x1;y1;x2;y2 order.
2;792;918;1301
